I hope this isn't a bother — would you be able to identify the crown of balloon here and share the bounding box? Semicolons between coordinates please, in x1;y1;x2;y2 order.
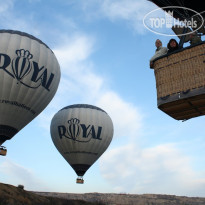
16;49;33;60
68;118;80;125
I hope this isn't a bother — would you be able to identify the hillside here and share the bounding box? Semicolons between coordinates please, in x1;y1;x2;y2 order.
0;183;103;205
1;182;205;205
36;192;205;205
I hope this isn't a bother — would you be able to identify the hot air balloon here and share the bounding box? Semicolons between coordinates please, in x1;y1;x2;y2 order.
0;30;61;155
50;104;114;184
148;1;205;120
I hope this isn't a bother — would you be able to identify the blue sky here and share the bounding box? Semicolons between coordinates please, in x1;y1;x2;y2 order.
1;0;205;197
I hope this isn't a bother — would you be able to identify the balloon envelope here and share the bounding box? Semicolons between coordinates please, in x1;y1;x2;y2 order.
50;104;114;178
0;30;61;145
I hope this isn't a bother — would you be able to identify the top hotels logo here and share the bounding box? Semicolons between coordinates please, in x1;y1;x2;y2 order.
143;6;204;36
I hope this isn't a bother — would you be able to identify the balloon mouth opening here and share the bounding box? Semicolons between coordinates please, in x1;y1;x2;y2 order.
71;164;91;176
0;125;18;146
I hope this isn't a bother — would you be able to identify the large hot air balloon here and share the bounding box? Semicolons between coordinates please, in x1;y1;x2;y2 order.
50;104;114;184
0;30;61;155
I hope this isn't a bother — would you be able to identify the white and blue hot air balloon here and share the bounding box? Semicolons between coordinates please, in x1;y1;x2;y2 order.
50;104;114;184
0;30;61;156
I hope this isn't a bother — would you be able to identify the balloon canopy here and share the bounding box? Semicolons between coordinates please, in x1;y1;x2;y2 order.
0;30;61;146
50;104;114;183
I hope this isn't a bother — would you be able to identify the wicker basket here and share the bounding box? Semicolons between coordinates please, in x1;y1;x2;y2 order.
153;41;205;120
0;147;7;156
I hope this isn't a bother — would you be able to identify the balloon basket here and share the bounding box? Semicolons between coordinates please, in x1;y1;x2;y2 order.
76;177;84;184
153;41;205;120
0;146;7;156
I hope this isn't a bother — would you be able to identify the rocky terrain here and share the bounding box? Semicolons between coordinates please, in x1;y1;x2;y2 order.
35;192;205;205
0;183;102;205
1;182;205;205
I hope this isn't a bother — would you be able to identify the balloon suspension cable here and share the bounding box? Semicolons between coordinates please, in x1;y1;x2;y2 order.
76;176;84;184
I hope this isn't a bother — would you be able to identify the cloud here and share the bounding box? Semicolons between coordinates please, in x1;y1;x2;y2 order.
101;0;150;20
79;0;156;34
102;0;157;33
58;0;156;34
96;91;143;139
0;0;14;13
100;143;205;196
0;0;40;36
53;34;104;102
38;33;144;139
54;35;94;67
0;159;49;191
36;34;99;132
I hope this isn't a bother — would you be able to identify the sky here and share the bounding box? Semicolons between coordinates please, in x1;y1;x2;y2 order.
1;0;205;197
